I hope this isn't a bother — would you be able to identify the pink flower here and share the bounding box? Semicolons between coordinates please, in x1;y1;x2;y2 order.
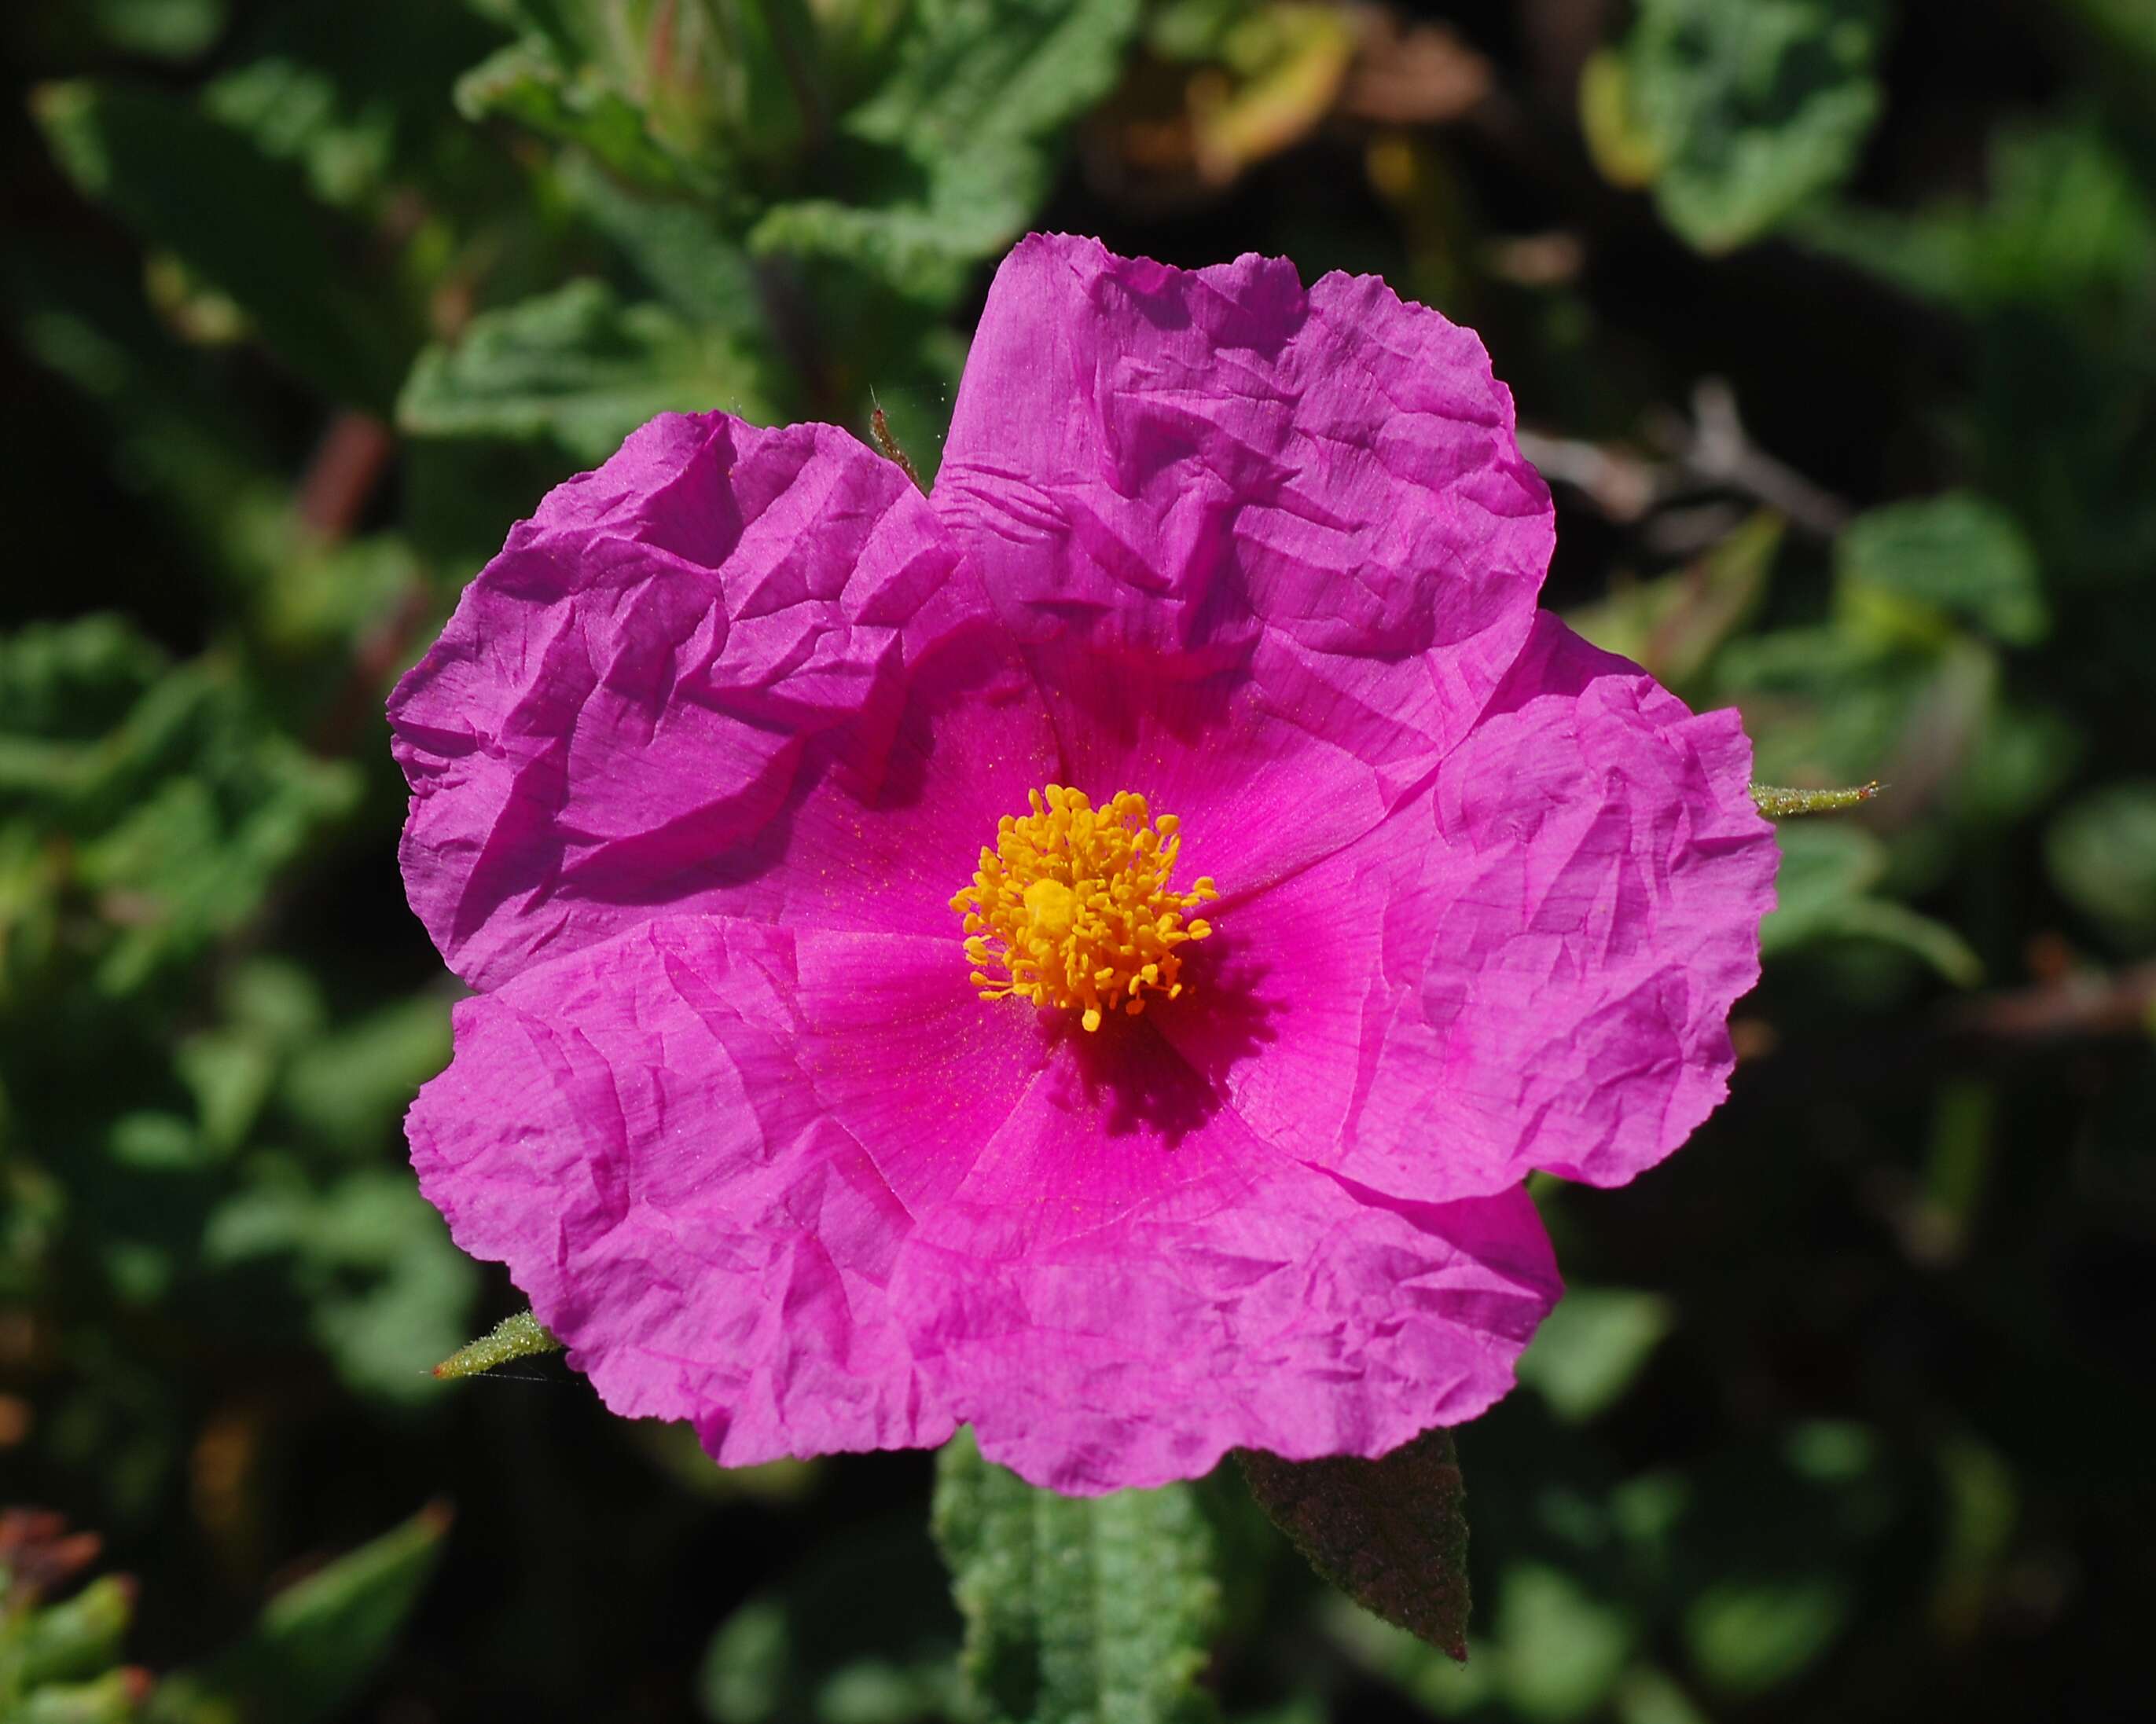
393;235;1776;1495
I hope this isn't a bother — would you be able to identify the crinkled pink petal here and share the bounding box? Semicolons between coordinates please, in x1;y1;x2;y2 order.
1163;614;1775;1200
406;914;956;1465
1148;805;1425;1177
1376;614;1776;1190
706;628;1061;941
932;233;1553;890
391;411;994;991
883;1017;1559;1495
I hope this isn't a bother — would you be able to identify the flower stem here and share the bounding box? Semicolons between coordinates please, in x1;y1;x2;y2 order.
869;402;924;491
432;1309;561;1381
1750;781;1882;818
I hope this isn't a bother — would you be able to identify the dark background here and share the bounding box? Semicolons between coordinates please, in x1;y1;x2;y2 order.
3;2;2152;1720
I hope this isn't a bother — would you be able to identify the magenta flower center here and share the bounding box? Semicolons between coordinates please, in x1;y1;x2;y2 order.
950;785;1220;1033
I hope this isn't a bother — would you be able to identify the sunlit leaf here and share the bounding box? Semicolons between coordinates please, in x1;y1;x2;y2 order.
1593;0;1889;251
751;0;1142;304
1836;494;2046;647
1516;1289;1677;1424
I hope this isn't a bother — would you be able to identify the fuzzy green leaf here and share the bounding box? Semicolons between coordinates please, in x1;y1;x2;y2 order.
398;279;783;460
751;0;1141;304
931;1429;1221;1724
454;39;714;196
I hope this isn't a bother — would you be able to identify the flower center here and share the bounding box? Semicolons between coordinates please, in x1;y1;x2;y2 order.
951;786;1219;1033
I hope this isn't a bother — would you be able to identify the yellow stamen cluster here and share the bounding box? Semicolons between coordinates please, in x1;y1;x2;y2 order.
952;786;1219;1032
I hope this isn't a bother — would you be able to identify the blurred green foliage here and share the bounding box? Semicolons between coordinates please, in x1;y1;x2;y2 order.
2;1506;446;1723
2;0;2152;1720
1583;0;1890;251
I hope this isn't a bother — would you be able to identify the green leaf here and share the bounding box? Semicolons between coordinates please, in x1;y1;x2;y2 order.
204;1171;478;1403
152;1504;450;1724
1761;824;1982;984
1516;1289;1677;1424
1595;0;1890;251
398;279;783;461
557;152;773;323
1797;122;2156;323
1322;1557;1641;1724
200;0;508;210
72;720;362;998
6;248;289;580
1720;622;1996;803
0;616;167;748
2046;780;2156;951
454;39;714;197
2062;0;2156;71
1489;1564;1636;1723
33;81;413;410
6;1576;134;1692
92;0;229;59
0;628;360;999
931;1428;1221;1724
1835;493;2047;647
699;1520;960;1724
199;62;391;211
1611;1667;1711;1724
1240;1428;1471;1660
17;1668;149;1724
278;993;452;1156
1682;1575;1849;1696
751;0;1142;304
1757;820;1887;941
455;0;823;187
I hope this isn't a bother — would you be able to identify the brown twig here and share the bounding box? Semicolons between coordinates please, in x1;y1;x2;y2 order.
1944;960;2156;1047
1651;379;1854;537
1523;376;1854;540
296;412;395;541
1514;427;1663;520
